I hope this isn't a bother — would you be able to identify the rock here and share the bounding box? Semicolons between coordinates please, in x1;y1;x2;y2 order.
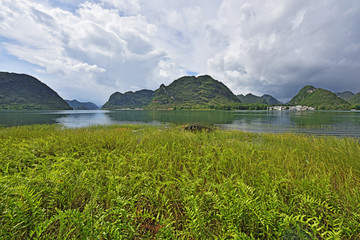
183;124;212;132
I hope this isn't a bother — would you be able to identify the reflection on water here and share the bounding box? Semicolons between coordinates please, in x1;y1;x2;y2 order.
55;110;164;128
0;111;62;126
55;111;116;128
54;110;236;128
221;110;360;137
107;110;235;124
1;110;360;137
221;111;294;133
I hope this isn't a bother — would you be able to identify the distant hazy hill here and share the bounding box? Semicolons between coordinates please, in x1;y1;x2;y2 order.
65;100;99;110
102;89;154;110
149;75;240;109
348;92;360;105
237;93;281;105
336;91;354;101
289;85;350;110
0;72;71;110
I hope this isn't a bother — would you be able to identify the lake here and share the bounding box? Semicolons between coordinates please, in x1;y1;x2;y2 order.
1;110;360;137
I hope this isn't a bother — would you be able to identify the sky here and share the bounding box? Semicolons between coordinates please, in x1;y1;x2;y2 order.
1;0;360;105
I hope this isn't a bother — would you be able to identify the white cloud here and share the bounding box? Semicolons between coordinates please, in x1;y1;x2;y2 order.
102;0;140;14
292;9;306;30
1;0;360;104
0;0;175;104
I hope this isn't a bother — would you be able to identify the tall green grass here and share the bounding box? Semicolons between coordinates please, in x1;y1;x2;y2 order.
0;125;359;239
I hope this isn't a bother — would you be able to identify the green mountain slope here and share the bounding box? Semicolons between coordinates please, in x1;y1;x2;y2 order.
65;100;99;110
102;90;154;110
237;94;266;104
288;85;350;110
237;93;281;105
262;94;282;105
348;92;360;105
0;72;71;110
336;91;354;101
149;75;240;109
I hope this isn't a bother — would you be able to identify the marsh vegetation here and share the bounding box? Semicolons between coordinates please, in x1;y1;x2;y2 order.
0;125;359;239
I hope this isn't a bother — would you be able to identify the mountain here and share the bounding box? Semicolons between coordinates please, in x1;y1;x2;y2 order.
0;72;72;110
237;93;266;104
149;75;240;109
288;85;350;110
348;92;360;105
237;93;281;105
65;100;99;110
336;91;354;101
102;89;154;110
262;94;282;105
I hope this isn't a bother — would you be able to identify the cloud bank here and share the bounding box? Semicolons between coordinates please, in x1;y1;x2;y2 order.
1;0;359;104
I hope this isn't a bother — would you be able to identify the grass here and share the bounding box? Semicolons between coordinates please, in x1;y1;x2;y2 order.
0;124;359;239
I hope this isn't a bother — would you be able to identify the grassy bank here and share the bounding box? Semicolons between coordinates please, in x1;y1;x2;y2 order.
0;125;359;239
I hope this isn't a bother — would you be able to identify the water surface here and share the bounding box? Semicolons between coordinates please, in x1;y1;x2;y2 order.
1;110;360;137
